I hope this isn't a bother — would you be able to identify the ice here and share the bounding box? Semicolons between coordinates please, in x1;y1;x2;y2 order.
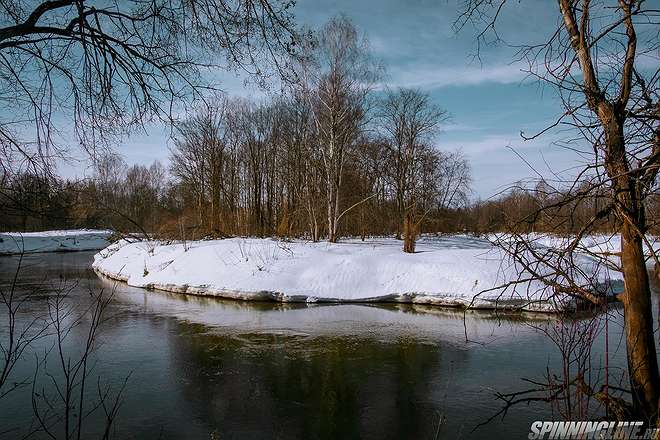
0;229;113;255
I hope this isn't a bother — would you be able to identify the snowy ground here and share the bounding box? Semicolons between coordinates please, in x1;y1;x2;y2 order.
490;233;660;270
0;229;113;255
93;235;626;312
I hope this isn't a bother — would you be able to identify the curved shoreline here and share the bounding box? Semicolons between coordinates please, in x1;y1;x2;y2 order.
91;236;626;314
93;262;572;314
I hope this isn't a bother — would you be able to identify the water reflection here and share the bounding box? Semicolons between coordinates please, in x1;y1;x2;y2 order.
172;324;446;438
0;251;649;439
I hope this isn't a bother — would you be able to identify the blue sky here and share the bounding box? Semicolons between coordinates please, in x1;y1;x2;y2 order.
77;0;584;199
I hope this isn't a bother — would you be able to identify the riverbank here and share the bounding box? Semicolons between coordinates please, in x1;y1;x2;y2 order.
0;229;113;255
92;235;624;312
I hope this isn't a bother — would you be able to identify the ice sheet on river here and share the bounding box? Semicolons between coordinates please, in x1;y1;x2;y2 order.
93;235;624;312
0;229;113;255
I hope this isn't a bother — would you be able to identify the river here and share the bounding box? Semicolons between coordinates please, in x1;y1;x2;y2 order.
0;251;657;439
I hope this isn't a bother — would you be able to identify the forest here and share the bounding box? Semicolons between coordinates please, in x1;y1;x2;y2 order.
4;149;659;239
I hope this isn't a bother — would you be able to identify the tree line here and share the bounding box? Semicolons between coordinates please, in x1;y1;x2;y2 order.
4;156;657;239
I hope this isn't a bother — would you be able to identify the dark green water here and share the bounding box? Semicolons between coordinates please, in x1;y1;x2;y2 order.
0;251;654;439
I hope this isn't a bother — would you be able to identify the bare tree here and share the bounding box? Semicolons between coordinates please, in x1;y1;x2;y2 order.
275;92;321;240
29;285;126;440
477;312;634;429
436;150;472;212
458;0;660;423
298;15;380;242
170;99;232;235
380;88;448;252
1;90;474;241
123;162;167;232
0;253;127;439
0;0;299;177
0;252;46;405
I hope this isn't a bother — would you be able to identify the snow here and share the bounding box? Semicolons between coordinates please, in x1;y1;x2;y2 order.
92;235;624;312
490;233;660;269
0;229;113;255
521;233;658;255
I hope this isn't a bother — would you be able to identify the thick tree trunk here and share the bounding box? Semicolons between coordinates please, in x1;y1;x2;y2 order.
620;225;660;422
328;224;338;242
402;211;416;253
599;113;660;423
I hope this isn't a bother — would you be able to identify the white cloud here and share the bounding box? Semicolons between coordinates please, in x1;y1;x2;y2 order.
452;133;591;198
380;62;530;90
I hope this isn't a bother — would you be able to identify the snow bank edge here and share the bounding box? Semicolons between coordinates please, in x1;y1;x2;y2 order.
92;240;592;314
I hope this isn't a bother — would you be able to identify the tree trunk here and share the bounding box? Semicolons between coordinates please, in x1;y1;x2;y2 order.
620;225;660;422
360;205;366;241
331;179;341;242
326;172;336;243
211;182;220;235
327;178;340;243
395;194;404;240
327;197;337;243
403;211;416;253
328;222;338;243
601;113;660;423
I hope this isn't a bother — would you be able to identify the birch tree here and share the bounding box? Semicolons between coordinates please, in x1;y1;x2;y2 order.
299;16;379;242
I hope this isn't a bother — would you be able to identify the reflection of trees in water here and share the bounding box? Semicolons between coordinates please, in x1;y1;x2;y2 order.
169;322;463;439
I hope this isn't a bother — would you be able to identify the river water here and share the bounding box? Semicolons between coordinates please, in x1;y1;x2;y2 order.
0;251;657;439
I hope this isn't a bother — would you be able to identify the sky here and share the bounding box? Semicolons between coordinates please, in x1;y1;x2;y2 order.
68;0;585;199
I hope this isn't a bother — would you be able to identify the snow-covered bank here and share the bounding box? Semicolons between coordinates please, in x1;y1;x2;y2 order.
502;233;659;260
0;229;113;255
490;233;659;274
93;235;623;312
